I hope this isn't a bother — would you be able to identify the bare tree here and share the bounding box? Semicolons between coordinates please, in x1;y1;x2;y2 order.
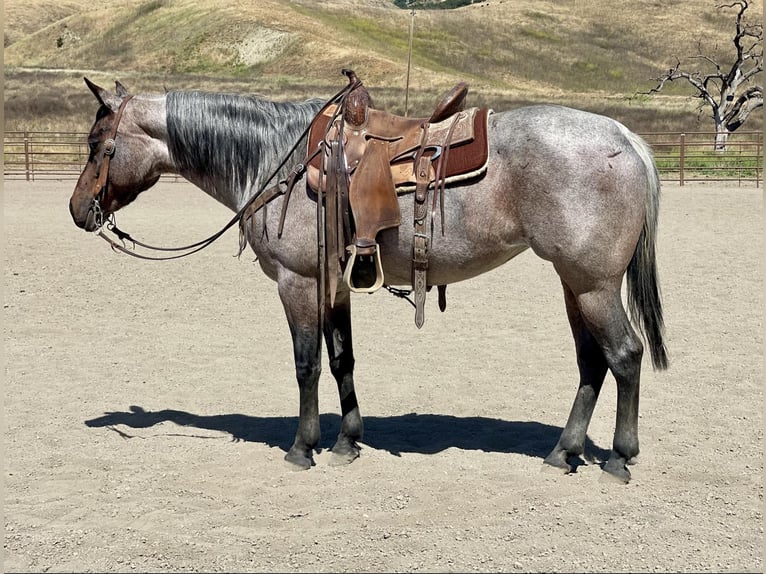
647;0;763;150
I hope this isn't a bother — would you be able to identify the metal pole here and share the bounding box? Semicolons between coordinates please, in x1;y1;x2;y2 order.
24;132;30;181
404;8;415;117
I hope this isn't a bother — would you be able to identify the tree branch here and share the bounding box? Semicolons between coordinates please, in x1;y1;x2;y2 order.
644;0;762;143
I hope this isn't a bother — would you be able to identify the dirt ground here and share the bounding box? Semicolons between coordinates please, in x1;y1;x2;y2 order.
3;179;763;573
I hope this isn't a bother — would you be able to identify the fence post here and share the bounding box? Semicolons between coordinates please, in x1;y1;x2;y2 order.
23;131;31;181
679;133;685;186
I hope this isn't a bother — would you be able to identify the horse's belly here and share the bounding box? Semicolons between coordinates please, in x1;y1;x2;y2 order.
377;229;529;286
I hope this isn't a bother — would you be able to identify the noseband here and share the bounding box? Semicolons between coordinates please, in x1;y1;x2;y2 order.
91;95;134;229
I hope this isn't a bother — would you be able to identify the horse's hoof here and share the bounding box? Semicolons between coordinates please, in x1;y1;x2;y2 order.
601;458;631;483
543;450;572;473
329;449;360;467
284;449;314;470
329;442;361;466
541;461;570;475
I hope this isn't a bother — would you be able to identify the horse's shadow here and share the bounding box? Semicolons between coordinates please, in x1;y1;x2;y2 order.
85;406;611;465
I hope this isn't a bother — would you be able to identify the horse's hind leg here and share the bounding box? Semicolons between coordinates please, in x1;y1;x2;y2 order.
544;281;608;472
322;290;363;465
546;280;643;482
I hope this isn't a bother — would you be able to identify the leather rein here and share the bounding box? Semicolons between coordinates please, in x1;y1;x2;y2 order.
94;81;360;261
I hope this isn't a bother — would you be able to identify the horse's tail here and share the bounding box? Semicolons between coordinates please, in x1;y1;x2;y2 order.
622;129;669;371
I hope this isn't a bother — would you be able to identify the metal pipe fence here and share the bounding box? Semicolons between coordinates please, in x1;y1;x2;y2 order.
2;131;183;182
4;130;762;186
4;131;88;181
640;131;762;187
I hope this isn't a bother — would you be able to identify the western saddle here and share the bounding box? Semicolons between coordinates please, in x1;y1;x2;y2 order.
291;69;490;327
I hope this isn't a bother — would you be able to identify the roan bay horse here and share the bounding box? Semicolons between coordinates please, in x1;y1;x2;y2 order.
69;77;668;482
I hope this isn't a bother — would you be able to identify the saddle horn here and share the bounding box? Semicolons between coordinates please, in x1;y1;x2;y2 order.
341;69;372;127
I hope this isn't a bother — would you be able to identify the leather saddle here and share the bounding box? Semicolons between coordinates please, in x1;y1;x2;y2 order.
306;69;491;327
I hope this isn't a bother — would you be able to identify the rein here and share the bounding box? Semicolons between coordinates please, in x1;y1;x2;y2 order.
95;80;361;261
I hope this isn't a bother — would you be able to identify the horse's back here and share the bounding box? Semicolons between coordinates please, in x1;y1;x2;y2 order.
494;104;651;189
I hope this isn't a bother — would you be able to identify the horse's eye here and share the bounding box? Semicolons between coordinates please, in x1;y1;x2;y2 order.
88;140;99;152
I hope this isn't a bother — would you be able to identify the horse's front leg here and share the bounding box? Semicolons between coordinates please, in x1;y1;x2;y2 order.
278;272;323;469
323;289;363;465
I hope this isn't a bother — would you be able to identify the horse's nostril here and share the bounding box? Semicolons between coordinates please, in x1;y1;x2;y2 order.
69;201;85;229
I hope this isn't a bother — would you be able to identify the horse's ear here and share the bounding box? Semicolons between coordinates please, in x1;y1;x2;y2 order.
84;77;107;105
84;76;119;111
115;80;129;97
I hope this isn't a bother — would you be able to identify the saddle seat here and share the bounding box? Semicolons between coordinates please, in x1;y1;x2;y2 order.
304;69;491;327
307;82;488;194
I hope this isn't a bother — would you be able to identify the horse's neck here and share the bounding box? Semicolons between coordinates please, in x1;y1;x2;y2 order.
113;94;173;180
162;91;321;213
135;92;236;212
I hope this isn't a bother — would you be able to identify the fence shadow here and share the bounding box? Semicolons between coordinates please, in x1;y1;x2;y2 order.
85;405;611;463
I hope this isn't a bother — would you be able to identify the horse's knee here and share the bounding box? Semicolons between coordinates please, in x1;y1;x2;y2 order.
294;352;322;388
296;365;321;387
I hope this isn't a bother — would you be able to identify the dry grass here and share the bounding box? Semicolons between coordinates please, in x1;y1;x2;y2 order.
4;0;763;133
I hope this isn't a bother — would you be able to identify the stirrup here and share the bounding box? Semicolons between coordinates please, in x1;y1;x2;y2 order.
343;243;385;294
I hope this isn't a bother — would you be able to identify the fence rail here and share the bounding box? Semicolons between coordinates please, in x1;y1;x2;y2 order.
640;131;762;187
4;130;762;186
2;131;183;183
4;131;88;180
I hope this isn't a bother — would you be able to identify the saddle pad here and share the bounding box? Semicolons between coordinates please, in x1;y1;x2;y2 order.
391;107;491;191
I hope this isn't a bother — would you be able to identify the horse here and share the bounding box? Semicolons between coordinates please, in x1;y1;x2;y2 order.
69;77;668;483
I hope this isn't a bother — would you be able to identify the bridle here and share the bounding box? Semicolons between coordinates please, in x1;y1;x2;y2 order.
91;95;133;230
93;80;361;261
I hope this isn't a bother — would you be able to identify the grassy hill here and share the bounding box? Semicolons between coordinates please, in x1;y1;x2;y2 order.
4;0;762;133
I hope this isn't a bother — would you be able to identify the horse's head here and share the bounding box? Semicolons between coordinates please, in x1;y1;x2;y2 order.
69;78;162;231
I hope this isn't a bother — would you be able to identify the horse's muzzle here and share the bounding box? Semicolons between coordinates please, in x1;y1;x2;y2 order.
69;198;99;232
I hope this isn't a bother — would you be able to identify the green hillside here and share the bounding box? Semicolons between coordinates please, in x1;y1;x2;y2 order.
4;0;762;133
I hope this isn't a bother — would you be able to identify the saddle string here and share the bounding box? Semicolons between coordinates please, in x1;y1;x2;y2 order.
276;95;351;239
97;79;362;261
432;112;462;237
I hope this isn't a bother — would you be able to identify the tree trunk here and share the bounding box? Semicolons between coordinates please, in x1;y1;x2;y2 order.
714;124;730;152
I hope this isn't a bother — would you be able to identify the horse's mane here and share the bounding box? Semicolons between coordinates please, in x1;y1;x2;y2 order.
166;91;324;208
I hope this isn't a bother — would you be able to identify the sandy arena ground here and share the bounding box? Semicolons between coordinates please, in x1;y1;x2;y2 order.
3;179;763;572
